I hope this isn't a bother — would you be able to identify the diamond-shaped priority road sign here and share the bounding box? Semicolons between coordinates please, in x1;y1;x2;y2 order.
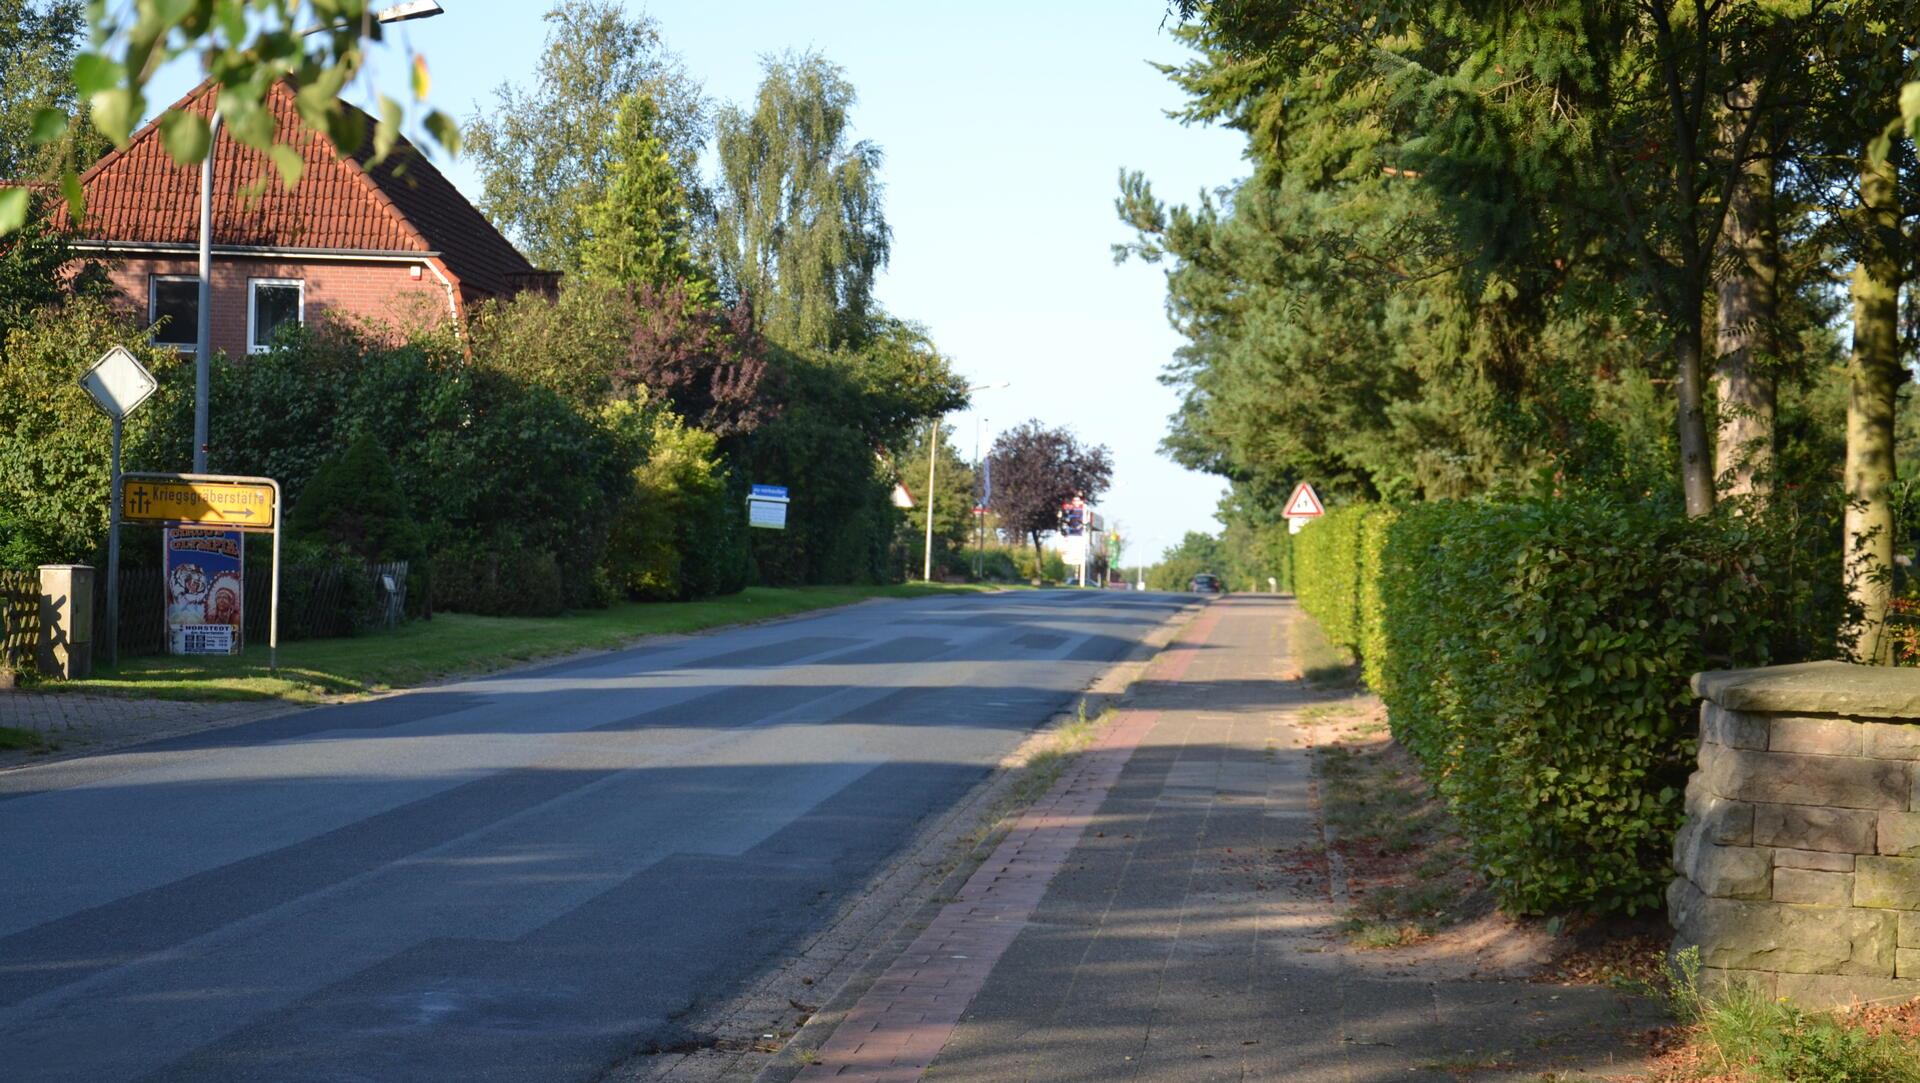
79;346;158;421
1282;482;1325;519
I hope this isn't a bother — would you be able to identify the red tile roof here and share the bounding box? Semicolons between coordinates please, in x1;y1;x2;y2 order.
73;80;541;299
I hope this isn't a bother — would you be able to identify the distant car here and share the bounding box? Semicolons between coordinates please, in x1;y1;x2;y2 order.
1188;573;1223;593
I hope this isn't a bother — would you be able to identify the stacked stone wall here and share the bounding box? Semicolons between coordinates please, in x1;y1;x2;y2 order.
1675;661;1920;1007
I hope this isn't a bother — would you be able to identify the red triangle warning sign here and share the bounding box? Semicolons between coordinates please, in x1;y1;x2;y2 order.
1283;482;1325;519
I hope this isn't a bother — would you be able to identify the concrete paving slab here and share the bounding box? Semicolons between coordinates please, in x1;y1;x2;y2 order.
781;595;1659;1083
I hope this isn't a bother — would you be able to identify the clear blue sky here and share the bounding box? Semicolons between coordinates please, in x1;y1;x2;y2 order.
147;1;1248;566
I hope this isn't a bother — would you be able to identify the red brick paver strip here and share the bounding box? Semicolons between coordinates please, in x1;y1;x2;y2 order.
792;605;1224;1082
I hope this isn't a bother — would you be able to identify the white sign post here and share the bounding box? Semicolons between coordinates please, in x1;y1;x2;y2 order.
1282;482;1325;535
78;346;159;669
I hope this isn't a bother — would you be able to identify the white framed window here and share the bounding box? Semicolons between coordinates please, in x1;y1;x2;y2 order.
148;275;199;349
247;278;304;353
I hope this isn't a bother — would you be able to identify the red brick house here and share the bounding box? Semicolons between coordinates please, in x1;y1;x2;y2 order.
67;79;552;356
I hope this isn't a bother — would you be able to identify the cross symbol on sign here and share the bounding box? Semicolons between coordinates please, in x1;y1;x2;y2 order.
127;485;151;515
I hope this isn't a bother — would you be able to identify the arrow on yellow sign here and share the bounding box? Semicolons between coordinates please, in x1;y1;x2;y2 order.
121;479;277;530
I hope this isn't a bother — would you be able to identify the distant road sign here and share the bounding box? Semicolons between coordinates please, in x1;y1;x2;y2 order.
748;482;790;530
1282;482;1325;519
123;477;277;529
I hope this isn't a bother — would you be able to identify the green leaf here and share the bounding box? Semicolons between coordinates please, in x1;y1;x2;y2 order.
1869;129;1894;167
423;110;461;158
372;95;402;163
214;0;248;42
1903;81;1920;139
30;107;67;146
159;110;211;165
0;188;28;235
88;87;138;147
267;145;305;189
71;52;125;98
60;171;85;227
220;94;274;150
411;54;431;101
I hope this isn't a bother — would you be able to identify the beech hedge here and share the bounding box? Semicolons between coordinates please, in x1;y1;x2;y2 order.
1295;493;1832;914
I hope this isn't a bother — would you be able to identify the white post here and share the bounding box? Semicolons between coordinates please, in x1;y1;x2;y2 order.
922;417;938;581
193;111;222;474
269;479;281;673
106;416;121;668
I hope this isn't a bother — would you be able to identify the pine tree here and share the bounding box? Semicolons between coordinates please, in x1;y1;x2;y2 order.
465;0;708;272
578;93;711;301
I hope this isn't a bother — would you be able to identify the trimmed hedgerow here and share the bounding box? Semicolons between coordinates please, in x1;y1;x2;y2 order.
1297;492;1830;914
1292;505;1370;653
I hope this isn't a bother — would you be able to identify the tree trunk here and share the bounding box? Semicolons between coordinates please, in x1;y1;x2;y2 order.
1675;318;1716;518
1713;124;1778;503
1844;151;1903;661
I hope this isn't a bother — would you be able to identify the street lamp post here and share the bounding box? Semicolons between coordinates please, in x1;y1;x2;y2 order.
924;382;1007;582
971;415;988;578
192;0;444;472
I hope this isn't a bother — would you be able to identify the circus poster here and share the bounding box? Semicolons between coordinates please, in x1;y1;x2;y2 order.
164;527;244;655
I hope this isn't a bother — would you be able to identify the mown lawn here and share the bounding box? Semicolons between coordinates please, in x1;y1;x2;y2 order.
39;583;1009;704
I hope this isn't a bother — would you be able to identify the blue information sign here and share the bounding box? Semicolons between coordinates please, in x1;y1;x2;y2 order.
748;483;790;530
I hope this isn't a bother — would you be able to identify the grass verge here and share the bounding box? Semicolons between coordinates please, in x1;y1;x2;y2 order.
34;583;1006;704
1648;948;1920;1082
0;725;50;753
1290;604;1361;689
945;699;1113;876
1313;716;1480;948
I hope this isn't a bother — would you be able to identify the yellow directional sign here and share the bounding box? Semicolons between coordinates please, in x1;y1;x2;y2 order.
122;478;277;529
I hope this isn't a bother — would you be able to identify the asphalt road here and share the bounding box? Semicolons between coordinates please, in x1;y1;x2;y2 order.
0;588;1185;1082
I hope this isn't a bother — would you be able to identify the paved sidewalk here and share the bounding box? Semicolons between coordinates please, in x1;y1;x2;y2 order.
0;691;294;768
787;595;1659;1083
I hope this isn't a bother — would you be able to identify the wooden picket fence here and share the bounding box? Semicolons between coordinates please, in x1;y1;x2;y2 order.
3;559;410;665
112;560;410;658
1;570;40;675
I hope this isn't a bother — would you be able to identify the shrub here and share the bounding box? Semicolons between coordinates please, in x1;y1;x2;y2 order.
0;299;188;567
1006;545;1069;583
975;547;1022;582
1296;491;1831;914
263;537;381;638
214;329;629;612
288;434;425;564
603;397;748;601
430;537;566;617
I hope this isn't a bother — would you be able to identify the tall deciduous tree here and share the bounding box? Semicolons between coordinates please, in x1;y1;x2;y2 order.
987;421;1114;565
0;0;102;181
713;52;889;350
1784;4;1919;657
1713;80;1783;503
465;0;707;272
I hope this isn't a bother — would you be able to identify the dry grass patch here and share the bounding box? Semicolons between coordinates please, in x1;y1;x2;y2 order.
1313;713;1482;949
